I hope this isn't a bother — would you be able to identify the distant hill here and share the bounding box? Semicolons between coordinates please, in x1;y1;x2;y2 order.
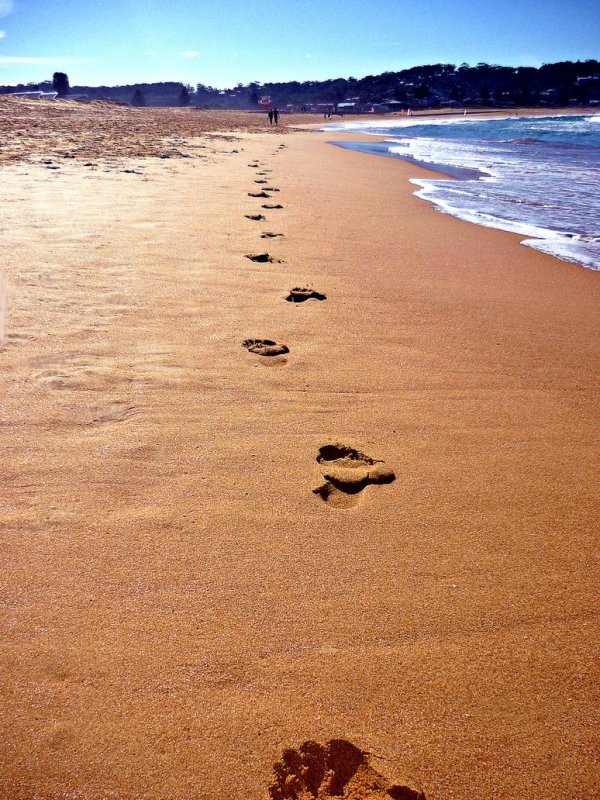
2;60;599;110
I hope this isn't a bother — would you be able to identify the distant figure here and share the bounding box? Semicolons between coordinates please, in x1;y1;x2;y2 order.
273;108;279;125
268;109;273;125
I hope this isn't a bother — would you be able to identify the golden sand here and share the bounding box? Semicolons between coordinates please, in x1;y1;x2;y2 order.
0;99;598;799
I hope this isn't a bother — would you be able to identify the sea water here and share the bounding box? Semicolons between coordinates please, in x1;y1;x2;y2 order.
323;115;600;271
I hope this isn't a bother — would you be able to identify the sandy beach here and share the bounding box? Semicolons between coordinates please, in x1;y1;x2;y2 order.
1;99;599;800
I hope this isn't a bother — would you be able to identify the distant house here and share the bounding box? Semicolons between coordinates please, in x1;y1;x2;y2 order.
10;91;58;99
336;102;357;112
577;75;600;85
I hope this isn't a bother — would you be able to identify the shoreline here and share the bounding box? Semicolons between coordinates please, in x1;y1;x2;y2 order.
319;113;600;273
1;108;599;799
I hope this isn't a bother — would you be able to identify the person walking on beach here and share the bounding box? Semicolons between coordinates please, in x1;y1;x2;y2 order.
268;109;273;125
273;108;279;125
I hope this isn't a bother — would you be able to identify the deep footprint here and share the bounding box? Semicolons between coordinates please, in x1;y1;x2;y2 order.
245;214;266;221
269;739;425;800
261;232;284;238
313;443;395;508
262;203;283;209
286;287;327;303
245;252;281;263
248;191;271;198
243;339;289;357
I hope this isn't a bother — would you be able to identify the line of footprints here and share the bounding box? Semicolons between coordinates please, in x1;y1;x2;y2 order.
243;144;395;510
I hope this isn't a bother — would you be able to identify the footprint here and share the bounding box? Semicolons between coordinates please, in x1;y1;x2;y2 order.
245;214;266;221
286;287;326;303
263;187;280;192
269;739;425;800
313;444;395;508
255;179;268;184
262;203;283;209
261;232;284;239
243;339;289;357
33;368;72;389
248;191;271;198
90;401;139;425
246;252;281;263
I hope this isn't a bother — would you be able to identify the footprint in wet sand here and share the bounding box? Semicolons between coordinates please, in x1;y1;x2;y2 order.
261;232;284;238
245;214;266;221
269;739;425;800
255;179;268;184
249;191;271;198
262;203;283;209
313;443;395;508
243;338;289;357
245;252;281;263
286;287;326;303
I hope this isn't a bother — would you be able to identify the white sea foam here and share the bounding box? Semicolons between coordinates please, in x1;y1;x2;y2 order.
329;115;600;271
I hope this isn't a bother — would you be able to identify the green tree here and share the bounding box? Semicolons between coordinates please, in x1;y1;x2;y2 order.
179;85;190;106
131;89;146;107
52;72;69;98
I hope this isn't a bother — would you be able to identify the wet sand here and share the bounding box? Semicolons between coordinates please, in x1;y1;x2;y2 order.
1;99;599;800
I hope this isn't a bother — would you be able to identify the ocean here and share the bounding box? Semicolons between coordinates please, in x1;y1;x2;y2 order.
323;114;600;271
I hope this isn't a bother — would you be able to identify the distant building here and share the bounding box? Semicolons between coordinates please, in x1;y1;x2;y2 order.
577;75;600;85
10;91;58;99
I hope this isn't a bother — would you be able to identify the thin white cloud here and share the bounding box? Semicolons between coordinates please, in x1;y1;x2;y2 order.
0;56;80;64
0;30;6;38
180;50;199;58
0;0;14;18
144;51;158;57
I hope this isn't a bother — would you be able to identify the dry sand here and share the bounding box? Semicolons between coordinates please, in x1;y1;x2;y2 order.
1;99;599;800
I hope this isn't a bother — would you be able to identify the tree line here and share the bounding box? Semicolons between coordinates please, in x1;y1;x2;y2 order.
1;61;598;110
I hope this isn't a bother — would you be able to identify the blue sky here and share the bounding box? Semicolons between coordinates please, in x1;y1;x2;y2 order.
0;0;598;88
